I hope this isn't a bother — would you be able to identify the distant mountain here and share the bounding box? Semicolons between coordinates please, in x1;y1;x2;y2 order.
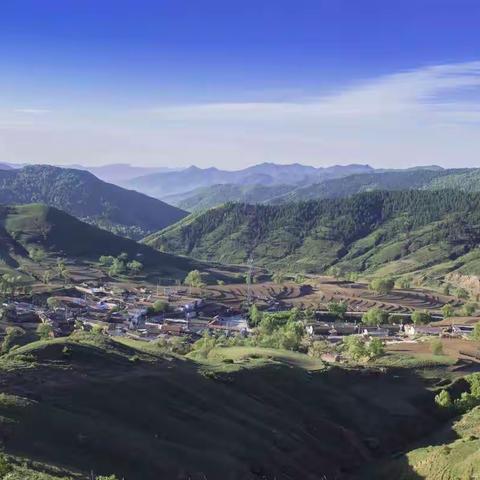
271;168;467;203
127;163;374;199
145;190;480;283
0;203;195;276
73;163;178;185
0;165;187;239
163;183;296;212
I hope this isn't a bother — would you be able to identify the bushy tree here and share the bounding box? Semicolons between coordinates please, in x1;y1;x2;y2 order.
127;260;143;275
411;310;432;325
47;297;61;310
248;304;262;327
369;277;395;295
37;323;53;340
361;307;388;326
327;300;348;319
455;287;469;300
435;389;453;409
99;255;115;267
366;338;384;359
307;340;331;358
1;326;25;353
184;270;204;288
342;335;366;361
151;300;169;313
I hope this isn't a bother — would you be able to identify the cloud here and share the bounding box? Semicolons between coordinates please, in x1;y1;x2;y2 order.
13;108;51;115
2;61;480;168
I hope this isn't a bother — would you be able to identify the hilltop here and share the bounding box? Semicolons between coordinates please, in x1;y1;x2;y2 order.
0;165;187;239
0;333;443;480
144;190;480;283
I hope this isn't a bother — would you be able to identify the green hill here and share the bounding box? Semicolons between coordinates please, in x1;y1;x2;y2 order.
144;190;480;281
0;334;443;480
0;204;194;277
0;165;187;239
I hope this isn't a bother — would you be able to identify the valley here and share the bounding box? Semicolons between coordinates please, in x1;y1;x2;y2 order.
0;163;479;479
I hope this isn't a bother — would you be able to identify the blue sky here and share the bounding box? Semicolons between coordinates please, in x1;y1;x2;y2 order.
0;0;479;168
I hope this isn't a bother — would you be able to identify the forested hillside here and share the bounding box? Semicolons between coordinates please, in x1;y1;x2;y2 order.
145;190;480;280
0;165;187;239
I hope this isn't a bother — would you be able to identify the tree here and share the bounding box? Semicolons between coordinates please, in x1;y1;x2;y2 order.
442;284;451;296
99;255;115;267
56;258;69;284
151;300;169;313
461;303;477;317
42;270;51;285
342;335;366;361
248;304;262;327
108;258;126;277
369;278;395;295
366;338;384;359
127;260;143;275
435;389;453;409
327;300;348;319
29;248;46;263
411;310;432;325
184;270;203;288
308;340;331;358
37;322;53;340
2;326;25;353
441;304;454;319
361;307;388;326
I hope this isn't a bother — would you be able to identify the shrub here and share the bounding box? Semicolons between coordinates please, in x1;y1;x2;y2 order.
36;322;53;340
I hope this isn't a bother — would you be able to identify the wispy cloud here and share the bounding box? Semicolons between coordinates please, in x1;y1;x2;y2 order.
2;61;480;168
14;108;51;115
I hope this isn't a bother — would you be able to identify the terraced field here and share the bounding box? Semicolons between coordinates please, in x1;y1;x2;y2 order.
197;278;461;314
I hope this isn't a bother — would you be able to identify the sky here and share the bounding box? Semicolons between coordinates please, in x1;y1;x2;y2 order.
0;0;480;169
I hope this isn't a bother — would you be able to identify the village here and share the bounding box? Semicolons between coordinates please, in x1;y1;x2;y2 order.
3;273;480;363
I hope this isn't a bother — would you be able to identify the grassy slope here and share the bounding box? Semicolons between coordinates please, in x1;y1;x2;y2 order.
0;204;195;277
367;407;480;480
0;165;187;239
0;336;444;480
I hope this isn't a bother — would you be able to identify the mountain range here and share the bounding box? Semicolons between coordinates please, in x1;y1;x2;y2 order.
0;165;187;239
125;163;375;199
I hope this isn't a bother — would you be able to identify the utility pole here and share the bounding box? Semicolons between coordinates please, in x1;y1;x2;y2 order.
246;256;254;305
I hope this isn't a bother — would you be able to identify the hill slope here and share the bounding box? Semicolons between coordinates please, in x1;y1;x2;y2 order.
145;190;480;280
0;335;441;480
0;165;187;239
0;204;194;277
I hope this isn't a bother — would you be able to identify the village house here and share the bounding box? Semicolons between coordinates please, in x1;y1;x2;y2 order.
404;324;443;336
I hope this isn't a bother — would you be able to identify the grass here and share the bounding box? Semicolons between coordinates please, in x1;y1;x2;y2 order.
0;334;450;480
367;407;480;479
374;352;456;370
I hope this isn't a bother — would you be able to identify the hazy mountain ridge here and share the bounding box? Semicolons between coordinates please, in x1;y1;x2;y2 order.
0;165;187;239
126;162;375;199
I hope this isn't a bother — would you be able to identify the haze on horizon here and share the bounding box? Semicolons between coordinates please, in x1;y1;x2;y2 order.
1;0;479;170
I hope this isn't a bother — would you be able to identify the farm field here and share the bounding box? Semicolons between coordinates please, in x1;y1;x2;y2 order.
194;277;460;314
